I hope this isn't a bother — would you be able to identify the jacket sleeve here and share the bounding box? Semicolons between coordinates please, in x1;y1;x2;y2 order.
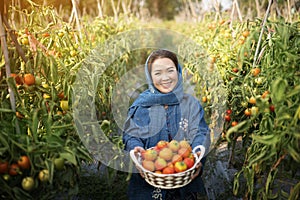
188;98;211;152
122;106;146;151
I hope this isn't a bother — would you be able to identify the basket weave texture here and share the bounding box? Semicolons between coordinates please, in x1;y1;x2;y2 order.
130;145;205;189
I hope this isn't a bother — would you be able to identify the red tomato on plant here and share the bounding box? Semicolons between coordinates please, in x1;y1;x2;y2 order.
242;30;250;37
18;155;31;170
231;121;238;127
251;68;261;77
249;97;256;104
269;105;275;112
11;73;24;85
24;73;35;86
226;109;232;115
9;163;20;176
0;161;9;174
232;68;239;73
244;109;251;116
225;115;231;122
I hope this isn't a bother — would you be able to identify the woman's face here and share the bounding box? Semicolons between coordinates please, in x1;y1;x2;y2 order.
150;58;178;93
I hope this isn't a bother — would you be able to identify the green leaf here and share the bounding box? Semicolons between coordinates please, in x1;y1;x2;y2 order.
288;144;300;162
266;169;278;194
233;171;242;196
289;181;300;200
0;108;14;113
271;78;288;103
60;152;77;166
226;120;250;141
31;109;39;142
6;77;22;103
286;85;300;98
251;134;279;145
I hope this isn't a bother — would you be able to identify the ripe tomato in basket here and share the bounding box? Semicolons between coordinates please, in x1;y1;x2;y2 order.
162;164;175;174
184;157;195;169
174;161;188;173
141;149;158;161
156;140;168;149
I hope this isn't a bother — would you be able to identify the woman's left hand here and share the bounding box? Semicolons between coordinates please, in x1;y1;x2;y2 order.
191;151;202;180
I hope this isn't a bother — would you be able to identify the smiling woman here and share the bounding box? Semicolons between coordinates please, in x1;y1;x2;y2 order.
123;49;210;200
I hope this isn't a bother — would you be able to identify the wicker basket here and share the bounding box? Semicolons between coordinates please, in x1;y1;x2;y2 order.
130;145;205;189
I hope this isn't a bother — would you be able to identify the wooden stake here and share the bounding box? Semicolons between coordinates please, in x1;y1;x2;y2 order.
0;14;20;134
253;0;273;68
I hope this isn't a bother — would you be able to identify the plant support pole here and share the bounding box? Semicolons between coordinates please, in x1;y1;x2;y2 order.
0;14;20;134
252;0;273;68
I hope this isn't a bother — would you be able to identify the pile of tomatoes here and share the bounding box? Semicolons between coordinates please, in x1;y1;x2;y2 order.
140;140;197;174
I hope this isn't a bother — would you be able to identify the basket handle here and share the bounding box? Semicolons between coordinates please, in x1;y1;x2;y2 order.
192;145;205;166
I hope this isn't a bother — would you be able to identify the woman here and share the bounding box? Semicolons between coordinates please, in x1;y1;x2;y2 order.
123;49;210;200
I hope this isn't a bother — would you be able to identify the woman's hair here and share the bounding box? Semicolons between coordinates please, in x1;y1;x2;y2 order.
147;49;178;73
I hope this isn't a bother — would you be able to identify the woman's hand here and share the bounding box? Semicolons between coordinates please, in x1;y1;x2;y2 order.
133;146;146;178
191;151;203;180
134;146;145;154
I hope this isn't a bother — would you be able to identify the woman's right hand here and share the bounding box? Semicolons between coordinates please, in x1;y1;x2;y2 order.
133;146;146;178
133;146;145;154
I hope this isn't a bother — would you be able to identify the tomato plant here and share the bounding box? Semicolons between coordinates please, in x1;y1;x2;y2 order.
0;1;299;200
224;19;300;199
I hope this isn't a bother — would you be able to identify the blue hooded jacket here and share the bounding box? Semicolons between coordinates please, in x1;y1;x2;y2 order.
122;50;210;199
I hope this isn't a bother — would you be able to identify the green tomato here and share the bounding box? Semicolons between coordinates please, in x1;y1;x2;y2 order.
38;169;49;182
54;157;65;171
255;77;263;85
251;106;259;116
35;76;42;86
22;177;35;191
241;102;248;108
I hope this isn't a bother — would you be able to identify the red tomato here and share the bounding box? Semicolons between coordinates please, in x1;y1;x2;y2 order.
156;140;168;150
183;157;195;169
232;68;239;73
251;68;261;77
269;105;275;112
231;121;238;127
18;155;31;170
249;97;256;104
23;74;35;86
225;115;231;122
162;165;175;174
226;109;232;115
9;163;20;176
0;161;9;174
244;109;251;116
